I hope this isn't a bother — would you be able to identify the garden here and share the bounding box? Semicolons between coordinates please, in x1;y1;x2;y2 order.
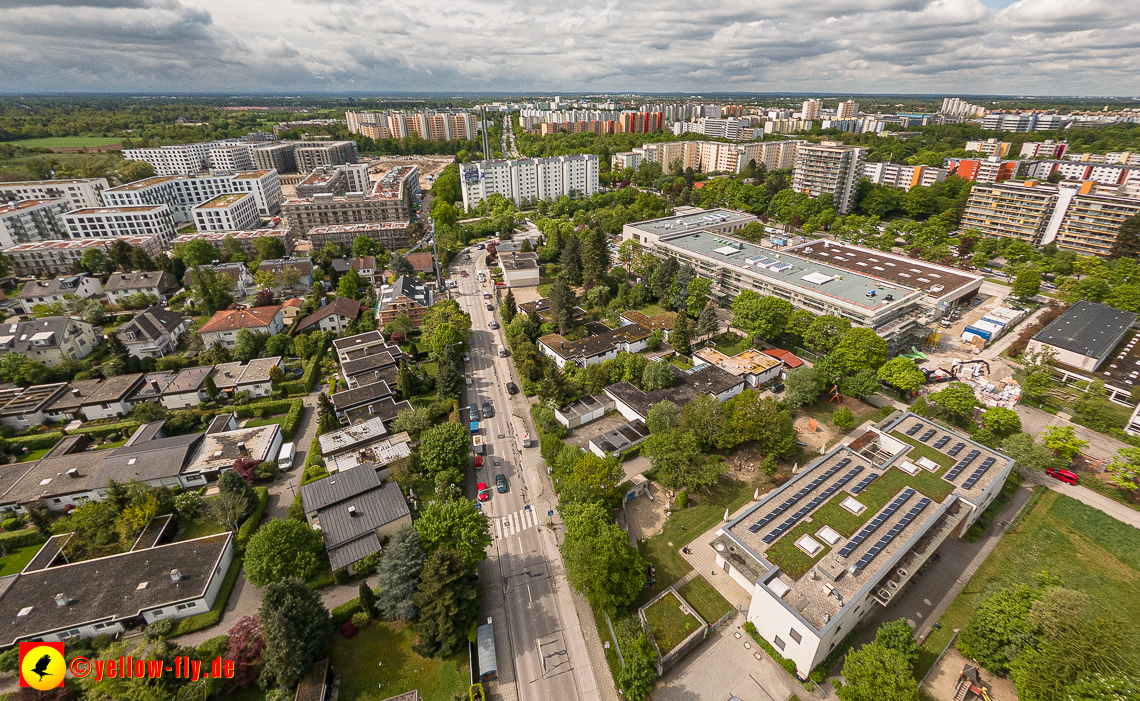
326;621;469;701
643;593;701;655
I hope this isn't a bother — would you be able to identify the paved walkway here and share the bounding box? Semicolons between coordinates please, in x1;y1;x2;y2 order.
674;497;770;612
1014;404;1131;462
654;620;799;701
1020;469;1140;529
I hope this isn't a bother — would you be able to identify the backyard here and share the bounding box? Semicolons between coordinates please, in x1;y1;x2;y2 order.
0;544;43;576
917;489;1140;678
644;593;701;654
677;576;734;624
327;621;469;701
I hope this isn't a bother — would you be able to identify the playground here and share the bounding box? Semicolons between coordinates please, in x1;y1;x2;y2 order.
796;393;890;455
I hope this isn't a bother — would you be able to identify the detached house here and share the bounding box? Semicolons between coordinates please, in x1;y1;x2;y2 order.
351;256;379;284
299;469;410;572
117;305;191;359
159;366;216;410
258;258;312;293
295;296;363;335
376;276;432;327
16;274;103;315
198;306;284;349
103;271;179;306
43;374;147;422
0;317;100;366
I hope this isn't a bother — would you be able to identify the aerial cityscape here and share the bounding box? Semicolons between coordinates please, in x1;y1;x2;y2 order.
0;3;1138;701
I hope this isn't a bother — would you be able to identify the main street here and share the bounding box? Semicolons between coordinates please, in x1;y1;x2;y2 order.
450;246;597;701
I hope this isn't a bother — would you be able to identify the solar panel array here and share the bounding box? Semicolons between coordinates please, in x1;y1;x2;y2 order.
905;423;924;436
852;496;932;572
945;449;981;482
749;458;852;533
761;465;865;543
947;442;966;457
933;436;951;449
838;488;916;558
850;473;878;494
919;429;936;442
962;457;997;490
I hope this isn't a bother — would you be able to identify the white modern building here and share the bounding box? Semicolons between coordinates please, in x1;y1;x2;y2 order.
637;140;802;175
123;141;230;176
0;178;108;209
100;171;282;223
0;199;71;247
792;141;867;214
207;144;255;175
861;163;947;191
460;155;599;210
62;205;178;245
191;192;261;232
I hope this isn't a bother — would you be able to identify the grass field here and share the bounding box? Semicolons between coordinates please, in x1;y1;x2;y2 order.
0;544;43;576
328;621;469;701
243;416;286;429
3;136;123;148
678;576;734;624
916;489;1140;679
714;334;751;357
177;500;227;542
15;448;50;463
644;593;701;654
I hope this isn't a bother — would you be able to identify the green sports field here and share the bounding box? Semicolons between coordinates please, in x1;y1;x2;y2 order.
2;136;122;148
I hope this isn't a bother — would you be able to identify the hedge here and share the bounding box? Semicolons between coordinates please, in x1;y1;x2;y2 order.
233;399;295;420
280;400;304;439
744;621;798;678
7;433;64;451
279;380;306;396
235;487;270;552
331;597;362;624
70;422;139;440
0;528;47;553
302;340;327;393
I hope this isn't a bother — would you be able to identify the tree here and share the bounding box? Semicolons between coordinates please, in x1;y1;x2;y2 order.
678;393;723;449
1064;674;1140;701
337;267;362;299
244;519;325;587
617;632;658;701
645;400;679;434
570;452;624;495
254;269;279;291
413;550;481;658
415;499;492;568
224;615;265;691
317;392;339;434
834;328;888;373
421;299;472;342
233;328;266;362
357;580;378;619
392;407;433;437
1043;425;1088;461
804;315;853;354
878;357;926;392
784;366;821;409
253;236;286;261
982;407;1022;437
958;584;1039;674
1108;214;1140;260
559;501;646;613
217;470;255;518
259;578;328;689
547;278;578;334
671;312;691;353
1001;432;1062;474
686;277;711;318
176;238;219;268
352;235;385;257
833;406;855;428
375;524;426;621
1013;269;1042;300
502;289;517;325
641;361;675;391
643;429;725;491
82;300;105;325
874;618;919;666
697;305;719;337
1022;371;1053;404
264;333;294;359
418;422;470;486
929;382;980;416
835;643;919;701
559;235;583;285
202;375;220;401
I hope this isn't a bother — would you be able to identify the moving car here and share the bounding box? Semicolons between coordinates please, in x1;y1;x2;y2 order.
506;382;519;395
495;473;507;493
486;303;494;311
1046;467;1079;485
477;482;490;501
461;270;468;277
482;401;494;418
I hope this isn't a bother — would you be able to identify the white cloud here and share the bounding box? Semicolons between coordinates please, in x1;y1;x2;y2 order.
0;0;1136;93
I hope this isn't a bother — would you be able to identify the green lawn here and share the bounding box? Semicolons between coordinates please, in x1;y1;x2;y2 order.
678;577;733;624
2;136;122;148
91;438;128;451
328;621;469;701
634;478;755;609
0;544;43;576
177;507;227;542
421;362;439;378
888;431;956;470
15;448;50;463
636;303;669;318
645;593;701;654
243;416;286;429
669;356;694;370
713;334;751;357
538;283;553;297
916;489;1140;679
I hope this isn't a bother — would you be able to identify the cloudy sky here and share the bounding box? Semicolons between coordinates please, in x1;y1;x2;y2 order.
0;0;1137;95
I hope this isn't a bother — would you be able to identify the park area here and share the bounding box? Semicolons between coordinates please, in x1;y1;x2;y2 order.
918;489;1140;679
2;136;122;148
327;621;469;701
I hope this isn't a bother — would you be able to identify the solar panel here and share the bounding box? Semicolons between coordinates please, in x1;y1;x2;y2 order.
945;450;981;482
750;458;850;531
760;465;864;543
919;429;936;442
962;457;997;490
905;423;924;436
933;436;951;449
838;488;916;558
947;442;966;457
852;497;931;571
851;473;878;494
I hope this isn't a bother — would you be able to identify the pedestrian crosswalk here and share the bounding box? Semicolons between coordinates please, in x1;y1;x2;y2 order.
494;507;539;538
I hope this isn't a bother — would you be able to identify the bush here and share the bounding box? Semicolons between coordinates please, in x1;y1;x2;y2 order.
280;399;304;438
71;422;139;440
255;461;279;482
744;621;798;677
673;490;689;509
7;432;64;452
333;568;352;585
302;339;327;392
331;597;363;625
235;487;270;552
1;518;20;532
351;611;370;629
0;528;47;553
143;618;175;641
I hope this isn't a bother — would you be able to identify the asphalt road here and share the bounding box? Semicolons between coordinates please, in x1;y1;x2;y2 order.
453;251;583;701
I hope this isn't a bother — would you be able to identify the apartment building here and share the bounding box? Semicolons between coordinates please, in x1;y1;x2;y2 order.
940;97;985;118
861;163;947;191
294;141;359;171
612;152;643;171
15;273;103;313
251;142;298;173
123;141;228;176
945;158;1018;184
62;205;178;245
347;110;476;141
801;100;822;120
764;119;814;135
296;164;371;198
207;144;254;174
371;165;419;218
304;222;410;250
619;112;663;134
0;178;108;209
377;276;432;327
1066;151;1140;167
2;236;162;277
1055;187;1140;257
171;229;294;260
459;155;599;210
965;139;1011;157
836;100;859;120
100;171;283;222
1020;160;1138;186
283;194;404;237
0;199;71;247
960;181;1066;245
191;192;261;232
792;141;867;214
1020;140;1067;159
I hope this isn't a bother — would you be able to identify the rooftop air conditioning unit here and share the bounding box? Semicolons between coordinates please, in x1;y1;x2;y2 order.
170;569;182;582
55;594;69;607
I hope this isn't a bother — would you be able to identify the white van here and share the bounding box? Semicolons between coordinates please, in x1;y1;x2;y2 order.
498;346;508;357
277;442;295;470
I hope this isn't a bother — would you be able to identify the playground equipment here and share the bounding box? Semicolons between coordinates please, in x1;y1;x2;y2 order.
953;665;993;701
829;384;840;403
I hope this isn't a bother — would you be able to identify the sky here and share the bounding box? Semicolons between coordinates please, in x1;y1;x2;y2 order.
0;0;1137;96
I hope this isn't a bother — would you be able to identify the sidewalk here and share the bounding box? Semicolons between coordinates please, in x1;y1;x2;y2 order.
1020;470;1140;529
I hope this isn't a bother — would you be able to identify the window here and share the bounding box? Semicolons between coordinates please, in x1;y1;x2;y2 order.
773;636;786;651
175;603;195;611
789;628;802;644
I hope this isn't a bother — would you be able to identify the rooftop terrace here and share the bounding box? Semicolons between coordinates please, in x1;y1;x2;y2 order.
196;193;250;209
626;208;755;237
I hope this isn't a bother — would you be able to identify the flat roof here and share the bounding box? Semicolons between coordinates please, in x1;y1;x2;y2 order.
784;241;980;298
307;222;409;234
184;424;280;475
1032;301;1137;363
105;176;184;191
720;413;1013;631
318;416;388;456
65;206;166;215
2;237;158;252
626;208;755;237
194;193;251;209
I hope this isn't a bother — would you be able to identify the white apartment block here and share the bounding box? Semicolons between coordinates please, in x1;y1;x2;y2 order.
862;163;947;191
1020;140;1067;159
940;97;985;118
63;205;178;246
764;119;814;135
100;171;282;223
460;155;599;211
123;141;228;176
1066;151;1140;167
0;199;71;248
612;152;643;171
1020;160;1139;187
801;99;822;121
0;178;108;209
2;237;163;277
792;141;867;214
836;100;859;120
191;193;261;232
208;144;255;175
294;142;359;171
638;140;801;175
965;139;1011;158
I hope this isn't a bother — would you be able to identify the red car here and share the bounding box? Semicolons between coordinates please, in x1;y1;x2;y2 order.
474;455;483;469
1046;467;1079;485
477;482;490;501
461;271;468;277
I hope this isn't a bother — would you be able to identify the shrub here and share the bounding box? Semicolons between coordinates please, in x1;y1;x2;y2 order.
7;432;64;452
351;611;370;629
255;461;279;482
302;340;327;392
330;597;362;624
235;487;270;552
0;528;47;553
71;422;139;440
280;399;304;438
143;618;175;641
1;518;20;532
333;568;352;585
673;490;688;509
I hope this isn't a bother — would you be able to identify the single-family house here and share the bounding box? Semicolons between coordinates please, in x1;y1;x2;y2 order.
199;306;284;349
159;366;216;409
538;324;651;369
258;258;313;293
499;252;540;287
15;274;103;315
604;364;746;422
376;276;432;327
280;297;304;325
295;296;363;335
184;263;255;298
299;469;411;572
0;383;70;429
103;271;179;307
0;316;101;366
619;310;677;340
117;305;191;359
693;347;783;388
351;256;379;284
404;251;434;274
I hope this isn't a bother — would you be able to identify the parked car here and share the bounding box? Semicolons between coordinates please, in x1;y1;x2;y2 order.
482;401;494;418
486;303;494;311
461;270;468;277
463;352;471;362
477;482;490;501
506;382;519;395
474;455;483;468
1046;467;1079;485
495;473;507;493
490;321;499;329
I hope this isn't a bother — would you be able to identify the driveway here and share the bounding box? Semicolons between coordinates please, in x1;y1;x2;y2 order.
654;620;800;701
1021;469;1140;529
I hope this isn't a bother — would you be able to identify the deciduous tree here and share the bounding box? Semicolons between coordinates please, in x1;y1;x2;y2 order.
244;518;325;587
559;501;646;613
834;328;888;373
878;357;926;392
835;643;919;701
415;498;491;568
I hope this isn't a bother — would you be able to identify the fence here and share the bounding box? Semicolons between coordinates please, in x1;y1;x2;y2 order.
708;605;744;634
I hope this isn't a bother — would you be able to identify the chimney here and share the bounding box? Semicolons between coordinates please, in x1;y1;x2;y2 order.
55;593;69;607
170;569;182;582
71;388;81;396
348;505;357;516
66;468;79;479
238;442;249;458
